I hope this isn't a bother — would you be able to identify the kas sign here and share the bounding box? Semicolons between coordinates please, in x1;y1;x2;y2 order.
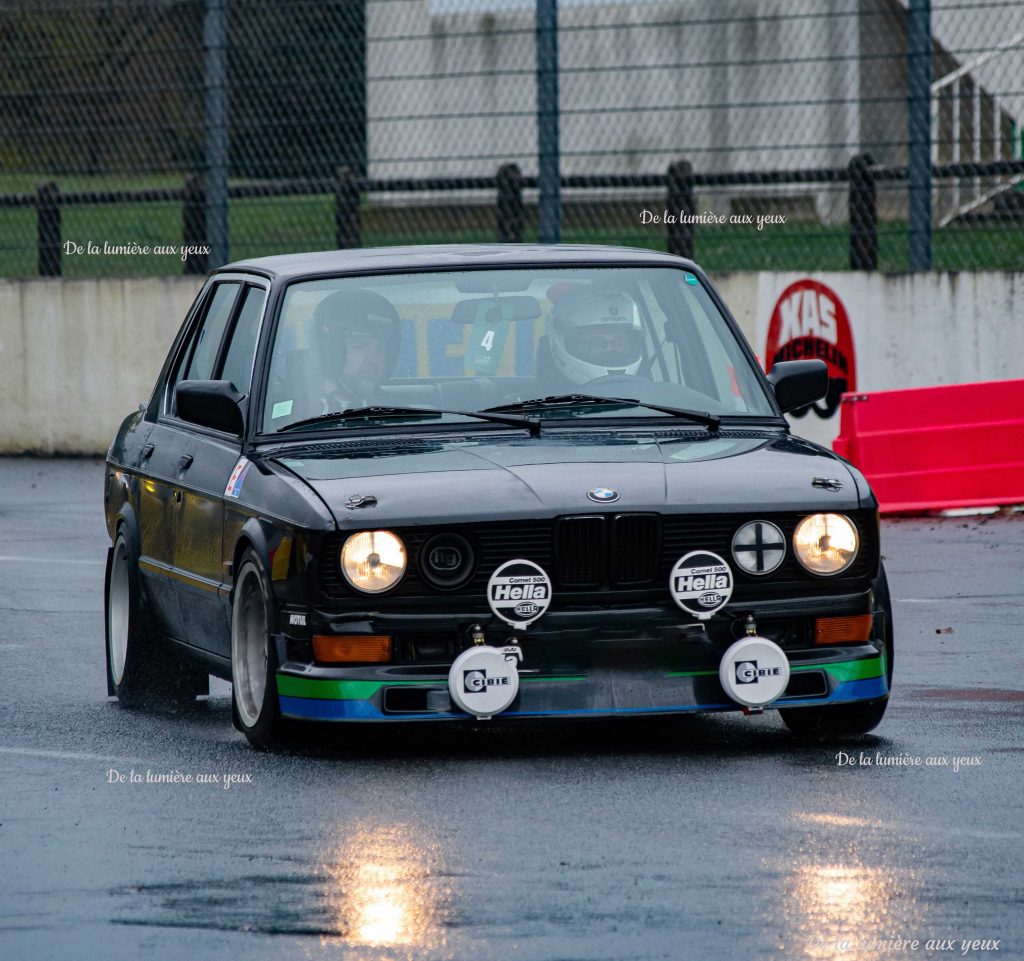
762;278;858;447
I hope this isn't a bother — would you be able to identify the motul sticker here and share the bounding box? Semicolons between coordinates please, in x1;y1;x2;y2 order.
669;551;734;620
764;279;857;419
487;559;552;629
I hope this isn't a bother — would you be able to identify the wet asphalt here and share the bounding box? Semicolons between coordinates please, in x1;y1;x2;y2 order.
1;457;1022;961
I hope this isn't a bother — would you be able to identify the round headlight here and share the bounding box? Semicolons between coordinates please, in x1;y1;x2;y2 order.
793;513;859;576
732;520;786;575
340;531;407;593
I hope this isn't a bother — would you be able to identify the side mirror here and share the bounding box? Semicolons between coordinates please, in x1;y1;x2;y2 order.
175;380;245;435
766;360;829;414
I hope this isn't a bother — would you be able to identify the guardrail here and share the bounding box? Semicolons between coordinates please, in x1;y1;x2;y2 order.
5;157;1024;277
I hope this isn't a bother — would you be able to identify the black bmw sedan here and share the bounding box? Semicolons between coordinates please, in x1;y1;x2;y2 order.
103;245;892;748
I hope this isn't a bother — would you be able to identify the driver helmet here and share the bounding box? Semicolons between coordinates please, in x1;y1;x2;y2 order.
548;285;644;384
309;288;401;384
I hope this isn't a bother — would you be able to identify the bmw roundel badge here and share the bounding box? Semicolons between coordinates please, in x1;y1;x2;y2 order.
587;487;620;503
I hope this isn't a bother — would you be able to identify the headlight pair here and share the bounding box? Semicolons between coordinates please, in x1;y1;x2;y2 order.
732;514;859;576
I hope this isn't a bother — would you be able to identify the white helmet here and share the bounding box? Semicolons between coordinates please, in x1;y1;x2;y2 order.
548;286;644;385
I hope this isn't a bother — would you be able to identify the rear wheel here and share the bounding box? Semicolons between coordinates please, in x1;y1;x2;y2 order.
781;566;894;740
231;548;288;749
105;530;207;708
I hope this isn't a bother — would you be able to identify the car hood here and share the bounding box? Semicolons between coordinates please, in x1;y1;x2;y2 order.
271;429;866;527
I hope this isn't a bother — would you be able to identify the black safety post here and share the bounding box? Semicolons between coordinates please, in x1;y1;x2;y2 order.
37;182;61;277
848;154;878;270
667;160;695;258
335;166;361;249
182;175;209;274
496;163;524;242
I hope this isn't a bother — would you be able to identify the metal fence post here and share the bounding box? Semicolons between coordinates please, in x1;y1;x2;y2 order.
848;154;878;270
667;160;695;258
335;166;361;249
183;175;209;275
536;0;561;244
496;164;524;243
37;182;61;277
908;0;932;271
204;0;229;268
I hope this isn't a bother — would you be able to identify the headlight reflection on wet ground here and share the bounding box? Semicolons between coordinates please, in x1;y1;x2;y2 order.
766;813;927;959
316;824;451;955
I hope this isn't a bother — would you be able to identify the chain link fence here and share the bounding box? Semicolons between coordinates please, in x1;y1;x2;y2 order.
1;0;1022;277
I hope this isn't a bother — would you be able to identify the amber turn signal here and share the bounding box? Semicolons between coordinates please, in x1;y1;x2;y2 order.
313;635;392;664
813;614;873;646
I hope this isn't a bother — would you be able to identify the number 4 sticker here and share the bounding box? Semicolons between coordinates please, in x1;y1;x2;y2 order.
467;306;509;374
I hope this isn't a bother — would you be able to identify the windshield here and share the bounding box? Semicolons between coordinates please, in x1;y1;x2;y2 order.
261;267;775;433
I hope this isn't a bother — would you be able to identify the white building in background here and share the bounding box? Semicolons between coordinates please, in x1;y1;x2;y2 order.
365;0;1023;224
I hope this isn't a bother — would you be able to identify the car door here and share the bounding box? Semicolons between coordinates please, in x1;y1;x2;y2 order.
138;280;243;641
173;281;268;658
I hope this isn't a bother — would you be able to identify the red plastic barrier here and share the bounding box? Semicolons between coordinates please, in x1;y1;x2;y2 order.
832;379;1024;514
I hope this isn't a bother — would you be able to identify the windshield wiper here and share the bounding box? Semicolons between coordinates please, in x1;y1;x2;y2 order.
485;394;721;431
278;405;541;435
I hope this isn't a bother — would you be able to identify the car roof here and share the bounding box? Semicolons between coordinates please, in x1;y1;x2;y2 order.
214;244;701;281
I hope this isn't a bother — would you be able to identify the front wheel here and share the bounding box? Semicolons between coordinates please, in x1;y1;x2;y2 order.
781;566;894;740
231;548;288;749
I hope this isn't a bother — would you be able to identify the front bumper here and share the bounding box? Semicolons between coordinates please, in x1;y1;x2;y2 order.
274;589;888;723
275;645;888;723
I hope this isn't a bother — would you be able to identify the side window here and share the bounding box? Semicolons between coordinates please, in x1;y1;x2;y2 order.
183;283;240;382
219;286;266;395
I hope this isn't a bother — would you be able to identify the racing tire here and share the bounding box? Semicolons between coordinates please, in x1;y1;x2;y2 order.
230;548;288;750
105;530;208;709
781;565;894;740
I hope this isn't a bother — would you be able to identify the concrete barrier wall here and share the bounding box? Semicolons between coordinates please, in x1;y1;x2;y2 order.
0;278;203;455
0;272;1020;454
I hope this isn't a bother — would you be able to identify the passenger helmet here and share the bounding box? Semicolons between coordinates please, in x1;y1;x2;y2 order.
548;285;645;384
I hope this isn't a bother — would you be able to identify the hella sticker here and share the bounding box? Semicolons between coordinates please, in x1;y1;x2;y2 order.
487;559;552;629
669;550;734;620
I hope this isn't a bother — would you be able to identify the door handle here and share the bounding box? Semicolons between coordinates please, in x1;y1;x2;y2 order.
173;489;182;503
142;444;155;459
178;454;194;471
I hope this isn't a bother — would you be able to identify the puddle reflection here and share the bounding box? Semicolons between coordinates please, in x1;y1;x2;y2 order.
316;823;451;955
770;834;926;958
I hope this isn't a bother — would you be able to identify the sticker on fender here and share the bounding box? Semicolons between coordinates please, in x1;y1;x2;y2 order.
669;550;733;619
487;559;552;629
225;457;251;498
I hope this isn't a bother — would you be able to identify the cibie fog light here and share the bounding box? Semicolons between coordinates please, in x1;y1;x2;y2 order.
340;531;407;593
793;513;859;576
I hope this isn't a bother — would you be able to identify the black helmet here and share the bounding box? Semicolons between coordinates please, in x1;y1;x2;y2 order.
310;289;401;377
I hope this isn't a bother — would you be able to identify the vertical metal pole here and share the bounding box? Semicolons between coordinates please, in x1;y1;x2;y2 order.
204;0;229;267
908;0;932;271
536;0;560;244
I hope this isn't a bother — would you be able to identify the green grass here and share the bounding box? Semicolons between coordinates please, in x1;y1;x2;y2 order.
2;173;1022;277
